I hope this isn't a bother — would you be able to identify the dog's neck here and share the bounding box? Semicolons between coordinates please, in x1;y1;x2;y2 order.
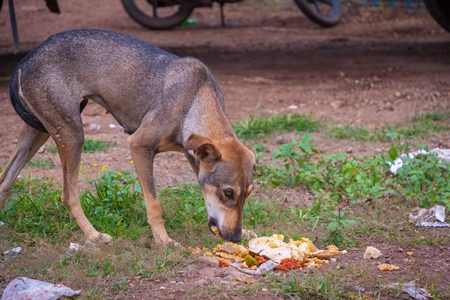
181;89;236;146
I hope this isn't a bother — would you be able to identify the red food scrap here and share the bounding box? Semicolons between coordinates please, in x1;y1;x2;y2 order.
218;259;230;268
277;258;304;271
256;256;266;264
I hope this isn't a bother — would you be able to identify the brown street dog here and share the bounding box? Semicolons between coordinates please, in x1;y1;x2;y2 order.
0;29;255;245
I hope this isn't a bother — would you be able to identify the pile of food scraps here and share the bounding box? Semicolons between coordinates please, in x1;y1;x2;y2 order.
208;234;347;273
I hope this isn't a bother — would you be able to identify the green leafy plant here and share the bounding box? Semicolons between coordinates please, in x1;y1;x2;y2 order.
81;170;147;239
394;153;450;209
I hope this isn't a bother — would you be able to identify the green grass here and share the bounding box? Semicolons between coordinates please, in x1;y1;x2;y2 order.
26;158;55;169
1;111;449;299
48;138;115;154
233;114;319;140
233;112;449;143
326;111;450;142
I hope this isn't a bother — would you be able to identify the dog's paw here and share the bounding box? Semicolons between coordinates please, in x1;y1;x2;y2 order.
161;238;184;249
94;233;112;244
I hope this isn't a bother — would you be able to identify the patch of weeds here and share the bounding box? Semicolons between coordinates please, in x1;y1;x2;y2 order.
83;138;115;152
26;158;55;169
48;138;114;153
326;111;450;142
255;135;450;246
268;271;352;299
412;111;449;122
233;114;319;140
0;176;73;239
81;170;147;240
393;153;450;209
326;125;371;140
158;184;208;239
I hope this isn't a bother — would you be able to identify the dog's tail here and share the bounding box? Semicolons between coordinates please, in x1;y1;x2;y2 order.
9;69;48;133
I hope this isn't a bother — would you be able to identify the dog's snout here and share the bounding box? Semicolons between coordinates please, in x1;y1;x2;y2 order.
227;230;242;243
208;219;242;242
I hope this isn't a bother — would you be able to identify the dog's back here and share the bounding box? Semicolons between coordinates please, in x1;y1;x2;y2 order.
10;30;222;135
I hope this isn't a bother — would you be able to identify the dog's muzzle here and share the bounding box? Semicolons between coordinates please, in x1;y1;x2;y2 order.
208;219;242;243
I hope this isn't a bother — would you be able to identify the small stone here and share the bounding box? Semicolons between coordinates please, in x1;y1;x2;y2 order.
194;279;209;287
354;285;365;292
330;100;344;109
276;136;286;145
160;286;166;290
394;91;401;97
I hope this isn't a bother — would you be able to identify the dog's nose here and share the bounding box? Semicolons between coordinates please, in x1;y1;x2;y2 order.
227;230;242;243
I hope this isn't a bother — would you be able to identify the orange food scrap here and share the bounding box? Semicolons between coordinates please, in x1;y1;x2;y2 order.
377;263;399;271
277;258;304;271
218;259;230;268
256;256;266;264
235;277;255;284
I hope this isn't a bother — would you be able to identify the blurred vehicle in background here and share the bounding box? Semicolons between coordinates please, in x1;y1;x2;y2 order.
422;0;450;33
120;0;342;30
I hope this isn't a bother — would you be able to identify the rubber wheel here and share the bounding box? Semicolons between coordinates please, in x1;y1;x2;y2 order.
423;0;450;33
293;0;341;27
121;0;195;30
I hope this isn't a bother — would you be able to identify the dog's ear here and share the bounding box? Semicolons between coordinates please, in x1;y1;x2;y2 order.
185;134;221;169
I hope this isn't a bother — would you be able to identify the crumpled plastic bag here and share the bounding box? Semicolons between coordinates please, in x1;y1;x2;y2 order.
409;205;449;228
383;280;433;300
230;260;279;276
1;277;81;300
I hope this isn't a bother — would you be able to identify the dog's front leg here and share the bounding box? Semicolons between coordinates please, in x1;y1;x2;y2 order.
128;134;172;245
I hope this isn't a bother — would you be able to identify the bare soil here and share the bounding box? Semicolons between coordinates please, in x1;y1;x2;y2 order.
0;0;449;299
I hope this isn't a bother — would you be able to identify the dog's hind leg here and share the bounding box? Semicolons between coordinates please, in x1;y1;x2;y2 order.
53;122;112;244
0;123;50;209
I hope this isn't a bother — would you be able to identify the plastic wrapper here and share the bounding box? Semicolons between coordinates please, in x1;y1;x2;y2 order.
1;277;81;300
409;205;449;228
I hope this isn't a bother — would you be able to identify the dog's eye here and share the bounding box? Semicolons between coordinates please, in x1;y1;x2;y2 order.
223;188;234;199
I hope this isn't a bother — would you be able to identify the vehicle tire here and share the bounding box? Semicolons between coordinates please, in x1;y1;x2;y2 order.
423;0;450;33
121;0;195;30
293;0;341;27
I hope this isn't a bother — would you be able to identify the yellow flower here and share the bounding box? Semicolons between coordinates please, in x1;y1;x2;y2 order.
102;165;108;171
129;160;134;164
114;172;122;178
93;163;98;168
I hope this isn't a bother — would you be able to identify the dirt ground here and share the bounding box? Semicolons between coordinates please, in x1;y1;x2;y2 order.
1;0;450;299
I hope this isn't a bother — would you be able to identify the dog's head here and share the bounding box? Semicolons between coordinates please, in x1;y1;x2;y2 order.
185;133;255;243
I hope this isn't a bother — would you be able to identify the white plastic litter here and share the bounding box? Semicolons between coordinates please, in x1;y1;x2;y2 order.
409;205;449;228
65;242;80;256
2;246;22;256
383;280;433;300
1;277;81;300
88;123;100;131
387;148;450;174
230;260;278;276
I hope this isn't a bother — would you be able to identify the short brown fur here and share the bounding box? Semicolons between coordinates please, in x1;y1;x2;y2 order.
0;29;255;245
